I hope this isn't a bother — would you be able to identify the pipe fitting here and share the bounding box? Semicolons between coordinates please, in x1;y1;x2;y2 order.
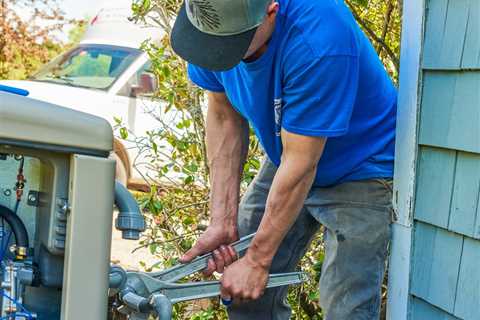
114;182;146;240
150;294;172;320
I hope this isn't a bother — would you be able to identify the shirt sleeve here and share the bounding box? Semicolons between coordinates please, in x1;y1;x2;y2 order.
281;55;359;137
187;64;225;92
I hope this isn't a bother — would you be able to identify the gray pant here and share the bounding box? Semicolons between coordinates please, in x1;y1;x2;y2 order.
228;159;393;320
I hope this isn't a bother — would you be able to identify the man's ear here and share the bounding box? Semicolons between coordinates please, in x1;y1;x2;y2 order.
266;1;279;19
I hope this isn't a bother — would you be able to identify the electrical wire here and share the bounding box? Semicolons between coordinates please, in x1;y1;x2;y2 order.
0;229;11;263
0;290;33;320
13;157;25;215
0;214;12;263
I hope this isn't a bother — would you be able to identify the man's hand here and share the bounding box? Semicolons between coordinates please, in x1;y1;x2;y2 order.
179;225;239;276
220;254;269;302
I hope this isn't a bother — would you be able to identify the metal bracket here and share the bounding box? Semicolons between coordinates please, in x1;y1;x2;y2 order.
26;191;39;207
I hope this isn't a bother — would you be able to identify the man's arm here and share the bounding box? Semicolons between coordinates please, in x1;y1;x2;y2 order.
180;91;249;273
220;129;326;300
246;130;325;267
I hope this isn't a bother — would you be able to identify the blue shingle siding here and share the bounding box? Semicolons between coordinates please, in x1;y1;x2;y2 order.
423;0;480;70
405;0;480;318
411;222;463;313
411;297;461;320
448;152;480;238
454;237;480;320
415;146;456;228
419;72;480;154
414;147;480;239
410;223;480;320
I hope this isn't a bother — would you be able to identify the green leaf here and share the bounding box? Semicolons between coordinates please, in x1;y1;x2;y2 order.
351;0;368;7
142;0;151;12
308;291;319;300
183;217;194;225
184;176;194;184
120;127;128;139
153;201;163;211
149;243;157;255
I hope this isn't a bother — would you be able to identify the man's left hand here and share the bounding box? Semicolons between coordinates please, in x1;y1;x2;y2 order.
220;254;269;303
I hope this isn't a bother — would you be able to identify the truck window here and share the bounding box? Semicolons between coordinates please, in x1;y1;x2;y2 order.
117;61;158;98
31;44;142;90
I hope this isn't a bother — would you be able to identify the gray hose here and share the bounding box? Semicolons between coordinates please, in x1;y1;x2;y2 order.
120;289;150;313
151;294;172;320
109;265;127;289
114;181;145;240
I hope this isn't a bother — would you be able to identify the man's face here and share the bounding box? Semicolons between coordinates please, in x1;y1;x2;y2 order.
242;2;279;60
243;21;272;59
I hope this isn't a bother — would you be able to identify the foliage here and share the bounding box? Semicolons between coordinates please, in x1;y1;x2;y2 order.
121;0;401;319
67;18;88;46
347;0;402;83
0;0;77;80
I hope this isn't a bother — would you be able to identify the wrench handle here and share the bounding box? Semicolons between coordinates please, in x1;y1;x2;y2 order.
151;233;256;282
160;272;307;304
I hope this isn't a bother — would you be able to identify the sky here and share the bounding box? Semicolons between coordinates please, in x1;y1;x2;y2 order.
60;0;134;41
14;0;134;42
62;0;103;20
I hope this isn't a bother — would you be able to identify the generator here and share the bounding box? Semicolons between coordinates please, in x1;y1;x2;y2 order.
0;91;145;319
0;91;306;320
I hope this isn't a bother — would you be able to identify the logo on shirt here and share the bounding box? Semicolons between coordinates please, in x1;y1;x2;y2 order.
274;98;282;137
187;0;221;30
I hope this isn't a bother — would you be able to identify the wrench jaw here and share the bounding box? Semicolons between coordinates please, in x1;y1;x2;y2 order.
117;273;154;315
118;272;178;317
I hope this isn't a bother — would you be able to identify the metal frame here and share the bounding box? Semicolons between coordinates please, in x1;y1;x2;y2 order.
61;154;115;320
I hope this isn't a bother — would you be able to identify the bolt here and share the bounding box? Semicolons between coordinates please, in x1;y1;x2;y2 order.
3;189;11;197
57;199;70;215
28;193;36;203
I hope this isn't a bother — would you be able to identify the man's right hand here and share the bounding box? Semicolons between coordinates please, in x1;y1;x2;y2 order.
179;225;239;276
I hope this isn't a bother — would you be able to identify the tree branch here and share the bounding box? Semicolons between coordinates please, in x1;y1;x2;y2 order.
345;0;400;73
377;0;395;56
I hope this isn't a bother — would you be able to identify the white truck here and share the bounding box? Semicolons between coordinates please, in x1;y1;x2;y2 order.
0;0;164;190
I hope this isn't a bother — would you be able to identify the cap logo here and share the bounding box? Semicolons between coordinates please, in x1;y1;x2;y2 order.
187;0;221;31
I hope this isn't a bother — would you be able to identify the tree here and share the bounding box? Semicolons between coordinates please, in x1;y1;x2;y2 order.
0;0;73;79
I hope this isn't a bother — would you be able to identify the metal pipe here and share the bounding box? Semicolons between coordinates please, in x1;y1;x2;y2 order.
151;294;172;320
109;265;127;289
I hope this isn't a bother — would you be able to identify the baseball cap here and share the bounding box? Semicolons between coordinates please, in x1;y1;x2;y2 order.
171;0;272;71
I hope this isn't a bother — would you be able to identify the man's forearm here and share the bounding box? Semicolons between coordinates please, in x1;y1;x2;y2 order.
245;129;326;268
245;158;317;267
206;92;249;233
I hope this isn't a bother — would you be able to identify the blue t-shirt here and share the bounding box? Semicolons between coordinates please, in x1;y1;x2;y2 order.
188;0;397;187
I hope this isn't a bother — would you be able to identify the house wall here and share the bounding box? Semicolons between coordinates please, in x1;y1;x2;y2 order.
389;0;480;319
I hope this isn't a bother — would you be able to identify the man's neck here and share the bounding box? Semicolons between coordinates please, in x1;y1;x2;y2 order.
243;42;270;63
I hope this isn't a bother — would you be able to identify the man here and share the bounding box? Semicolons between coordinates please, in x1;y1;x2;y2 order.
171;0;397;319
